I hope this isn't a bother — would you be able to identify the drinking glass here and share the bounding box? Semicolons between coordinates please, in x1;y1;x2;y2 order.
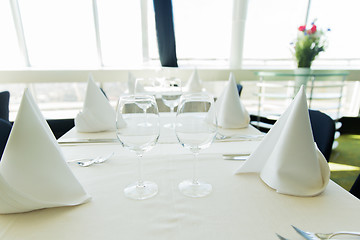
116;95;160;200
161;78;182;128
161;78;182;113
175;92;217;197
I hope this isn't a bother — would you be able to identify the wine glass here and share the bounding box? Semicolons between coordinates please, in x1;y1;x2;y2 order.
161;78;182;128
116;95;160;200
175;92;217;198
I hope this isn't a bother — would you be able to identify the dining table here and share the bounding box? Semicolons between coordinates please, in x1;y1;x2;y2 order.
0;112;359;240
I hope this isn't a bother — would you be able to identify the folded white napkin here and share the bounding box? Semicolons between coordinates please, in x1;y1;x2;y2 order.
75;74;116;132
183;69;204;93
212;73;250;129
127;72;136;94
235;86;330;197
0;89;91;214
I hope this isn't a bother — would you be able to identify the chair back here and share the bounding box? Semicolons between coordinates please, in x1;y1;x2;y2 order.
308;109;335;161
0;119;12;158
350;174;360;199
0;91;10;121
236;84;243;97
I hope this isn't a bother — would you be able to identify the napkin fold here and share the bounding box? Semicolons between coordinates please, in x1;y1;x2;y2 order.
127;72;136;94
75;74;116;132
0;89;91;214
183;69;204;93
212;73;250;129
235;86;330;197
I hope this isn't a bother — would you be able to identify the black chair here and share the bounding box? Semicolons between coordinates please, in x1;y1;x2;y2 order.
0;118;12;158
0;91;10;121
251;109;335;161
236;84;243;97
350;174;360;199
47;119;75;139
308;109;335;162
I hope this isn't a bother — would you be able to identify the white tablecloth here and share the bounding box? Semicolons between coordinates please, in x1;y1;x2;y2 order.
0;113;359;240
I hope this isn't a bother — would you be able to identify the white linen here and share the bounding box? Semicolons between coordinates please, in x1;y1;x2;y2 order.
183;69;204;92
75;74;118;132
210;72;250;128
0;89;91;214
0;112;358;239
236;86;330;197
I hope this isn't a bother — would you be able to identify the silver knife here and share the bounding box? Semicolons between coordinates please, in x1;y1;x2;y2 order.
58;138;119;144
222;153;250;161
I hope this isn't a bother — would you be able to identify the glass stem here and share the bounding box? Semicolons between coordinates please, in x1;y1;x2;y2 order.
192;152;199;185
136;152;144;187
170;107;174;113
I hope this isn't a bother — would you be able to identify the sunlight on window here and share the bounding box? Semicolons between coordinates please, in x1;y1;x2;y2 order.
172;0;232;60
0;1;24;68
97;0;143;67
243;0;308;60
18;0;98;68
308;0;360;60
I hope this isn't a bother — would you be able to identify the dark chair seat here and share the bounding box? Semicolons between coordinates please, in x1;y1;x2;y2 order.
350;174;360;199
0;119;12;158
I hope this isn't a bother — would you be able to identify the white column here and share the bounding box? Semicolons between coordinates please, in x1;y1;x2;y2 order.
229;0;249;69
9;0;30;67
92;0;104;67
140;0;149;63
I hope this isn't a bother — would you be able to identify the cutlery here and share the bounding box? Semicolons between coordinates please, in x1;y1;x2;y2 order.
58;138;119;144
215;133;264;142
222;153;250;161
276;233;291;240
292;225;360;240
76;152;114;167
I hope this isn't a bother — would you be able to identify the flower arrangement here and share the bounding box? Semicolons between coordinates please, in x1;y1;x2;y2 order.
291;20;329;68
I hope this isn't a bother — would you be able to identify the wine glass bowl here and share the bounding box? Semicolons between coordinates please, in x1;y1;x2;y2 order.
175;92;217;198
161;78;182;113
116;95;160;200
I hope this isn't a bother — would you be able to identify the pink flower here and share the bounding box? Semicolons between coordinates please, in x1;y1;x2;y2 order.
310;25;317;34
298;25;306;31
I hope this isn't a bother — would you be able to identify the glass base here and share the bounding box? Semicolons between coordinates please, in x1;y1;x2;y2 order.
124;181;158;200
178;179;212;198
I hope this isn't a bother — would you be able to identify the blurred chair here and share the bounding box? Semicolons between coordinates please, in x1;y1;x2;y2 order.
237;84;243;97
0;91;10;121
0;118;12;158
308;109;335;162
250;109;335;161
47;119;75;139
350;174;360;199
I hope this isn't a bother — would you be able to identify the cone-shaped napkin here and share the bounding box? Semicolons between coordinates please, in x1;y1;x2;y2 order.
0;89;91;214
235;86;330;197
75;74;117;132
213;73;250;128
183;69;204;92
127;72;136;94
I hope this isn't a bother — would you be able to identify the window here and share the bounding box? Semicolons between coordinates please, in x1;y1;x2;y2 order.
172;0;232;60
96;0;143;67
18;0;98;68
243;0;308;65
0;1;23;68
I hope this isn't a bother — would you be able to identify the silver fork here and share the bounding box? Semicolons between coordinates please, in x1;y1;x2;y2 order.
292;225;360;240
76;152;114;167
